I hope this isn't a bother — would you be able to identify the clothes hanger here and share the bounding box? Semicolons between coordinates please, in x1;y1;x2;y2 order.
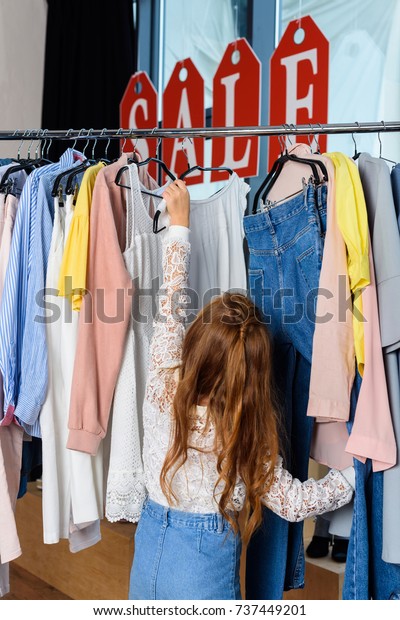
114;132;142;188
115;134;176;195
65;129;101;194
178;137;233;180
51;129;91;198
378;121;397;167
98;127;111;164
352;122;361;160
252;128;328;214
136;134;176;180
0;130;47;194
262;124;328;198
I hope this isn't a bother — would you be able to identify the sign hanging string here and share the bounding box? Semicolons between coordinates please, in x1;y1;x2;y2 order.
298;0;303;27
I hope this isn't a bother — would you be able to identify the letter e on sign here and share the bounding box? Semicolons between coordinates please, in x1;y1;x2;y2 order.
163;58;205;185
268;16;329;167
211;38;261;182
120;71;158;179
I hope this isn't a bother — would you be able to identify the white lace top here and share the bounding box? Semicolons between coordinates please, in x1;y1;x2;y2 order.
142;226;354;519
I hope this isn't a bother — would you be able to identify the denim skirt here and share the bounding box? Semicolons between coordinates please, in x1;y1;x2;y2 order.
129;498;242;600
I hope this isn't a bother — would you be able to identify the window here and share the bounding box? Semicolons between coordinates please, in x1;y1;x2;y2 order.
281;0;400;160
163;0;250;109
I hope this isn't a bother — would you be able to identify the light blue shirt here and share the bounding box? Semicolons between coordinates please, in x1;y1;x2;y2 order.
0;149;83;435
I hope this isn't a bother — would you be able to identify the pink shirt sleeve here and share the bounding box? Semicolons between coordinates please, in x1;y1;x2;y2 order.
307;156;355;422
345;242;397;471
67;163;133;456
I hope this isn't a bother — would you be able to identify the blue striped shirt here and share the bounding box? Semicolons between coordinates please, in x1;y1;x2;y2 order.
0;149;83;435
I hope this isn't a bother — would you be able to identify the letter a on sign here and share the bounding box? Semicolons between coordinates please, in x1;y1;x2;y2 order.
211;38;261;182
120;71;158;179
268;16;329;168
163;58;205;185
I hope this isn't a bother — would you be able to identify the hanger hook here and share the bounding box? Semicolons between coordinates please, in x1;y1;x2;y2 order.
35;129;43;159
149;127;161;158
307;123;314;149
313;123;322;154
351;131;357;155
28;129;35;159
283;124;292;146
378;120;387;159
45;130;53;159
279;125;288;153
181;137;192;168
11;129;19;159
17;130;28;160
289;123;297;146
91;130;98;160
116;128;127;155
351;122;360;157
155;137;162;158
83;128;93;158
40;129;48;159
100;128;110;160
378;126;383;158
133;136;139;156
277;133;285;156
71;128;85;151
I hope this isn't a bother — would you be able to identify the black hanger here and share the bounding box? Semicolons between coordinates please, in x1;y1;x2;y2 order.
51;159;91;197
252;149;328;214
351;123;362;160
137;157;176;181
0;130;49;194
180;164;233;180
252;155;285;214
65;131;105;195
179;137;233;180
260;152;328;204
136;136;177;182
115;136;176;196
51;129;91;198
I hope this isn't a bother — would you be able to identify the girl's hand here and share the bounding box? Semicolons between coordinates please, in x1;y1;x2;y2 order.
162;180;190;228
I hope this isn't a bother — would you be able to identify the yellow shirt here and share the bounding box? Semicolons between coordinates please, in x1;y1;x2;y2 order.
58;162;106;311
326;152;370;376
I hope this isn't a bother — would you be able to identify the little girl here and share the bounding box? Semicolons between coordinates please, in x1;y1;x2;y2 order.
129;180;354;600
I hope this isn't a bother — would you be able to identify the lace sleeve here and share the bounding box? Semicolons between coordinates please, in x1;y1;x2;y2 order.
146;226;190;411
262;456;354;523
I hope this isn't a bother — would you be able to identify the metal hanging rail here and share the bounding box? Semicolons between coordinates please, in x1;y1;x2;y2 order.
0;121;400;141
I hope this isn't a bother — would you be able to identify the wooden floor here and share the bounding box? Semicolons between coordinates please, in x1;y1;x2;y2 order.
3;565;71;600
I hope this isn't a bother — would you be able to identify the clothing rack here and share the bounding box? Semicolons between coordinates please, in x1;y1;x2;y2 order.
1;121;400;141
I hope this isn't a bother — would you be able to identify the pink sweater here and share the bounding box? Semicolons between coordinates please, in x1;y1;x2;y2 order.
67;156;133;455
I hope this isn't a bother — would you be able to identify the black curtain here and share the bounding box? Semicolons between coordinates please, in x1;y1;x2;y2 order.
41;0;137;160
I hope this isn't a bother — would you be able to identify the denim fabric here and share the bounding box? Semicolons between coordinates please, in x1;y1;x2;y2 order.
244;184;327;599
343;372;400;600
129;498;242;600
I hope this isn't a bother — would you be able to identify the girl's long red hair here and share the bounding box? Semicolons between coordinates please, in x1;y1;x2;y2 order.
160;292;280;545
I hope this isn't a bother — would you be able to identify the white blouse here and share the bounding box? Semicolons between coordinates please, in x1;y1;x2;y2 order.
142;226;354;519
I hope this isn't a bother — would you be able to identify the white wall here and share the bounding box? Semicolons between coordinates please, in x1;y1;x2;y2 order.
0;0;47;158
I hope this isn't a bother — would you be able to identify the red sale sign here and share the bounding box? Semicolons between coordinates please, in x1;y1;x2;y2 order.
211;38;261;182
120;71;158;179
162;58;205;185
268;16;329;167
